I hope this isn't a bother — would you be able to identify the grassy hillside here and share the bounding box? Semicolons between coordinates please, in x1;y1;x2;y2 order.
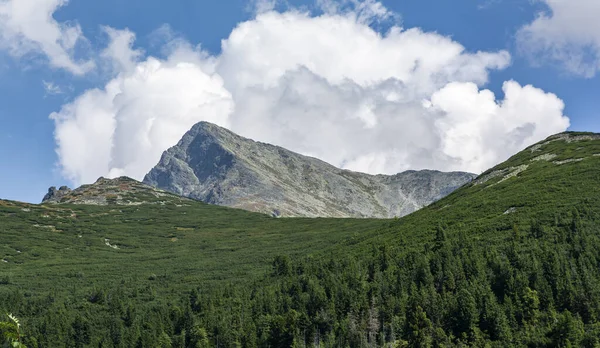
1;132;600;347
0;197;386;296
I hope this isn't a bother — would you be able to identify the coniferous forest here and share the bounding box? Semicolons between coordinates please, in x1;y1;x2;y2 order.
3;210;600;347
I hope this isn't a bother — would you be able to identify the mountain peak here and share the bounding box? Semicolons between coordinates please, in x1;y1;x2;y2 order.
188;121;238;140
144;122;476;218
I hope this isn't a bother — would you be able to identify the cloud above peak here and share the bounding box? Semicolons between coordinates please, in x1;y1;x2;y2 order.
50;1;569;186
51;50;234;184
218;11;510;92
0;0;94;74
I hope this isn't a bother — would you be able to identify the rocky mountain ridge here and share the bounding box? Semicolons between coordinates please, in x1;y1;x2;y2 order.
42;176;190;206
143;122;476;218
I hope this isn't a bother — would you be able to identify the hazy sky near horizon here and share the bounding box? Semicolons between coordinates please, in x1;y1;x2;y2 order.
0;0;598;203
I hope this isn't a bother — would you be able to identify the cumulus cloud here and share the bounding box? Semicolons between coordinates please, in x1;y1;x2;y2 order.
51;1;570;185
224;68;568;175
218;10;510;93
517;0;600;77
0;0;94;74
429;81;569;172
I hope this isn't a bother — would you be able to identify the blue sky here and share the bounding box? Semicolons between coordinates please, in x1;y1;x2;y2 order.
0;0;598;203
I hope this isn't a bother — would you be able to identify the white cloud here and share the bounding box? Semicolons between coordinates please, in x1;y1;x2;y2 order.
218;11;509;95
101;27;143;73
517;0;600;77
251;0;278;14
51;1;570;186
317;0;399;24
223;68;568;175
0;0;94;74
43;80;62;95
429;81;569;172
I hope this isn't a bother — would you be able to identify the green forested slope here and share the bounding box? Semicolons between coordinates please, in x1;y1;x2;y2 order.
2;132;600;347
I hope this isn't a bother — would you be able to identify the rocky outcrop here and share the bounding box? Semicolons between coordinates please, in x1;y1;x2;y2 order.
42;176;190;206
144;122;476;218
42;186;72;203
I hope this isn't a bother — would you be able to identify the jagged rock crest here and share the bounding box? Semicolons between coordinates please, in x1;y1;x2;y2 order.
144;122;476;218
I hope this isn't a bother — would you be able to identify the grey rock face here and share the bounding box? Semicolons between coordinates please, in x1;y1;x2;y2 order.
42;186;72;203
144;122;476;218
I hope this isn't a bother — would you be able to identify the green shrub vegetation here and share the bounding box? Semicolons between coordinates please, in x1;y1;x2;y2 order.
1;132;600;347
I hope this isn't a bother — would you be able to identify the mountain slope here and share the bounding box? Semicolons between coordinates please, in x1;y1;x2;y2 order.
1;183;386;294
2;131;600;346
143;122;475;218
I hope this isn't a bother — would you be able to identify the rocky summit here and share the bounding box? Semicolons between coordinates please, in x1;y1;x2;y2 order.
42;186;72;203
41;176;190;206
143;122;476;218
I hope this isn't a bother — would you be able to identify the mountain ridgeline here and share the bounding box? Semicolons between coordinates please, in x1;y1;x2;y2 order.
143;122;475;218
